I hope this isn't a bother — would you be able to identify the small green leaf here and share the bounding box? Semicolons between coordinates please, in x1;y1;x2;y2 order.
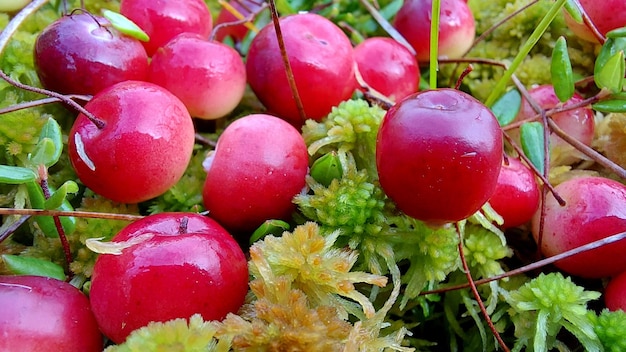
595;37;626;89
29;138;57;167
2;254;66;281
607;27;626;39
250;219;290;244
102;9;149;42
25;182;77;238
551;36;575;102
44;180;79;210
310;151;343;187
0;165;37;184
592;94;626;112
37;117;63;167
520;122;546;174
595;50;625;93
564;0;583;23
490;89;522;126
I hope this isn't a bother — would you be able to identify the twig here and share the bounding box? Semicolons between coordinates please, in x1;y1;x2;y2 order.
0;0;104;128
0;208;144;221
266;0;306;124
422;230;626;295
455;223;510;352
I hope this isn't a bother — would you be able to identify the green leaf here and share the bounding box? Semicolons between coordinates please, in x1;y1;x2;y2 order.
607;27;626;39
25;182;77;238
595;37;626;90
564;0;583;23
595;50;625;93
310;151;343;187
551;36;575;102
490;89;522;126
44;180;78;210
102;9;150;42
37;117;63;167
28;138;57;167
1;254;66;281
520;122;546;174
0;165;37;184
593;94;626;112
250;219;290;244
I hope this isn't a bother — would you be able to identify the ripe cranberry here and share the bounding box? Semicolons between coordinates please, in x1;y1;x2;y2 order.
202;114;309;233
149;33;247;120
376;89;503;225
531;176;626;278
393;0;475;62
354;37;420;102
68;81;195;204
0;275;103;352
89;212;248;343
605;269;626;311
214;0;263;43
512;84;595;165
34;12;148;95
120;0;213;56
489;157;540;229
564;0;626;42
246;13;356;126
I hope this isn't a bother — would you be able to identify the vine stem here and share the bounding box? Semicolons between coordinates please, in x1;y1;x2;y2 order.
484;0;567;106
501;132;565;206
0;208;144;221
357;0;415;56
38;166;72;278
547;117;626;179
0;0;105;129
455;222;510;352
423;230;626;295
266;0;306;124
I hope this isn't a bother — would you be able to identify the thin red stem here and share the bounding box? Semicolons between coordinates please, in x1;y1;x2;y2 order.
267;0;307;124
455;223;510;352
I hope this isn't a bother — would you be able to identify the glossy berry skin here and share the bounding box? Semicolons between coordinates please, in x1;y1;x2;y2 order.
376;89;503;225
149;33;247;120
393;0;475;62
89;212;248;344
605;269;626;311
531;176;626;278
34;13;148;95
246;13;356;126
68;81;195;204
120;0;212;56
514;84;595;165
488;157;540;229
564;0;626;42
354;37;420;102
214;0;263;43
0;275;103;352
203;114;309;233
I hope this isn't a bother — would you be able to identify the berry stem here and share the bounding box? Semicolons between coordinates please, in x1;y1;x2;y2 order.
0;0;106;129
37;165;73;278
455;222;510;352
